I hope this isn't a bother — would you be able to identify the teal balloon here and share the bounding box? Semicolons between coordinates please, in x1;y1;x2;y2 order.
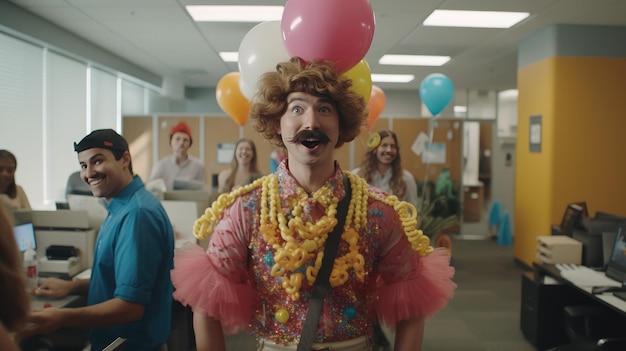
419;73;454;116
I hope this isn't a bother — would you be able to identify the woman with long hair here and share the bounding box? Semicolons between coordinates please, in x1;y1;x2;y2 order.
217;138;262;194
353;130;418;207
0;150;31;210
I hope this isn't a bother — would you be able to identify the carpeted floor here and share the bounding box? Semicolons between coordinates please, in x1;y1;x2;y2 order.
222;237;537;350
420;237;535;351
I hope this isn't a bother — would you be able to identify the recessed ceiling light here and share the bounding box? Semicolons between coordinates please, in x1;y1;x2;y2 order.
499;89;519;99
186;5;284;22
371;74;415;83
379;55;450;66
219;52;239;62
454;105;468;113
423;9;529;28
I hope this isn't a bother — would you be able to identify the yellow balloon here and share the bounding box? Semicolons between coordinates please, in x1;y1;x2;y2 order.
367;132;381;149
275;308;289;324
342;59;372;104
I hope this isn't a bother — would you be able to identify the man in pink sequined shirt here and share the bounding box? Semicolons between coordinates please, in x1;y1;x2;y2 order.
171;57;456;351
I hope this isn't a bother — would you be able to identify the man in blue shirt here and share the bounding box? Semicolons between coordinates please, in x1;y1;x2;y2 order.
27;129;174;351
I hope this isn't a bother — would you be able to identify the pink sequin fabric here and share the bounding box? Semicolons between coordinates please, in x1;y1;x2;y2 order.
171;162;456;344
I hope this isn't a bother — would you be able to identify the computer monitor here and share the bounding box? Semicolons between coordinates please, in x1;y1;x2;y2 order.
594;211;624;220
569;209;626;268
173;179;204;190
557;202;587;237
13;222;36;253
55;202;70;210
602;231;619;267
573;201;589;217
606;227;626;284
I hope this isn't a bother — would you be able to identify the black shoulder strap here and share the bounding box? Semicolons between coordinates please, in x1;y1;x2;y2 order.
297;175;352;351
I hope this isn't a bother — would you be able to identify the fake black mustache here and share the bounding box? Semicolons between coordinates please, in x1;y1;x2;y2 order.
288;129;331;145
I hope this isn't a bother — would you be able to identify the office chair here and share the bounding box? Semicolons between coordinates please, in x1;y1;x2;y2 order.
548;305;626;351
65;171;92;199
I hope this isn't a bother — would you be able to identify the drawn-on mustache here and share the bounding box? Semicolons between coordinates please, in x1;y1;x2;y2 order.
288;129;331;145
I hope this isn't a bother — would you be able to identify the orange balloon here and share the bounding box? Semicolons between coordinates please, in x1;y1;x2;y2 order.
216;72;251;126
366;85;386;130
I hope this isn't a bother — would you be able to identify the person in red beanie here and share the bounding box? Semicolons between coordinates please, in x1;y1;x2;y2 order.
149;121;206;191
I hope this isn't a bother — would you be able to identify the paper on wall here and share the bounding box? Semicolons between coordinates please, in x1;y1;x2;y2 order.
411;132;430;156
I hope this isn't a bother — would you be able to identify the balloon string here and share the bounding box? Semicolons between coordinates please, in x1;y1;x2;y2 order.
419;116;436;213
359;132;368;148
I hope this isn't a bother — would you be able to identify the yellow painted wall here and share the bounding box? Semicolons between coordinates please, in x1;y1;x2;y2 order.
515;56;626;266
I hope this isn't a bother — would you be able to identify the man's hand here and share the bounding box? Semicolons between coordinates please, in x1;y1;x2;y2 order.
34;278;74;298
21;307;65;339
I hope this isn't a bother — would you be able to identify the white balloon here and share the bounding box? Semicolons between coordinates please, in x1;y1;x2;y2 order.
238;77;255;102
238;21;290;100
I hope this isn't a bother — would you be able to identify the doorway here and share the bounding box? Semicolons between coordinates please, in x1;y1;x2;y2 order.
460;120;494;238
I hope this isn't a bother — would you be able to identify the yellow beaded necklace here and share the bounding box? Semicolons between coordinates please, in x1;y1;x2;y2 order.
193;171;432;301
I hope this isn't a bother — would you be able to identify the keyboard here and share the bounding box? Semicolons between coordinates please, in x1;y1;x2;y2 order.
614;291;626;302
555;264;622;287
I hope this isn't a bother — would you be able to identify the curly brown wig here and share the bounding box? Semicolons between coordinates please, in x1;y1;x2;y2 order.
250;57;367;148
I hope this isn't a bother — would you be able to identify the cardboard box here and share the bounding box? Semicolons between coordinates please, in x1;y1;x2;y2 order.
536;235;582;264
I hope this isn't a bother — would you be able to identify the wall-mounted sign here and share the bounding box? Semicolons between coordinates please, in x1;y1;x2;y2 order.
422;143;446;164
529;115;542;153
217;142;236;164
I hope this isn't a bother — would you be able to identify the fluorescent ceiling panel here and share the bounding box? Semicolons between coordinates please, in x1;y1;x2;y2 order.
379;54;450;66
219;52;239;62
371;74;415;83
499;89;519;99
454;105;467;113
423;9;529;28
186;5;284;22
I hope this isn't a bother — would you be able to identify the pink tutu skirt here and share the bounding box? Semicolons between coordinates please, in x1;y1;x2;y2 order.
376;248;456;326
171;243;258;334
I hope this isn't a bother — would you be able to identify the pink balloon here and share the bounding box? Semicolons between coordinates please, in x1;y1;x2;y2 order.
281;0;375;74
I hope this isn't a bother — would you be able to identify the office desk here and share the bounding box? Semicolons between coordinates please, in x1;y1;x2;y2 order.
533;263;626;315
520;262;626;350
22;294;89;351
31;294;85;311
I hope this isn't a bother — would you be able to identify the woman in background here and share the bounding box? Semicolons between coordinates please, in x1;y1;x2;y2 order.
0;150;31;210
217;139;262;194
0;202;30;351
353;130;418;208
